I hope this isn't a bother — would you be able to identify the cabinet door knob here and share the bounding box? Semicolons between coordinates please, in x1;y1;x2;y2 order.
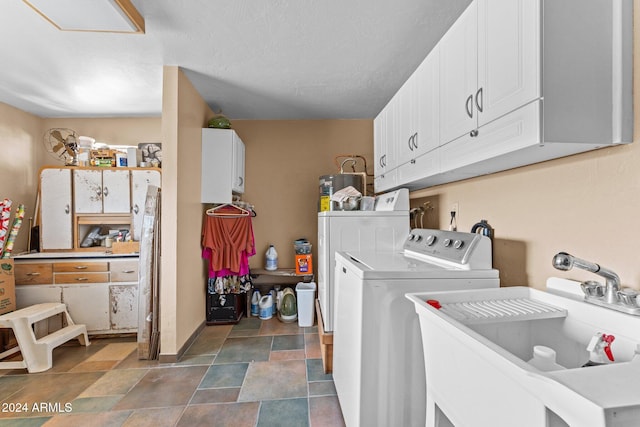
133;204;139;214
466;94;474;118
475;87;484;113
410;159;416;164
470;129;479;137
103;186;109;197
112;300;118;314
65;204;70;214
96;187;102;197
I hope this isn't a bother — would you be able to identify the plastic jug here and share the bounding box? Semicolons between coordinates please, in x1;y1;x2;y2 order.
259;294;274;320
250;289;261;317
265;245;278;271
528;345;566;372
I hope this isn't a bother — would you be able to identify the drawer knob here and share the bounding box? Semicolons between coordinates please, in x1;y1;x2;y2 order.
74;266;88;270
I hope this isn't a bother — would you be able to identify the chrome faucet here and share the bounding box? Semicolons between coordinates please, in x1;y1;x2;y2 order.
552;252;621;304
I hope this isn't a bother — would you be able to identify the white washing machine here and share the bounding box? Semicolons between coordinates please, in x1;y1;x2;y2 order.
317;188;409;332
333;228;500;427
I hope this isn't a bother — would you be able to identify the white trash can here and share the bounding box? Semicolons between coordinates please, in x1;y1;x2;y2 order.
295;281;317;327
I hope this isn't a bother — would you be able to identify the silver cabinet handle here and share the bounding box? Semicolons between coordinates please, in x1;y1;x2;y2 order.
65;204;70;214
96;187;102;197
27;272;41;276
470;129;479;137
238;177;243;186
122;270;135;274
466;94;474;118
74;265;88;270
475;87;483;113
103;186;109;197
133;204;139;214
75;277;89;282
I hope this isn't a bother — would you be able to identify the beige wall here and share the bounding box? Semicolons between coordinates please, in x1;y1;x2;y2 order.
232;120;374;270
160;66;214;356
0;103;44;254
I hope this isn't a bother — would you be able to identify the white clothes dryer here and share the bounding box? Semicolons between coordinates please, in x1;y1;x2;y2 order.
333;228;500;427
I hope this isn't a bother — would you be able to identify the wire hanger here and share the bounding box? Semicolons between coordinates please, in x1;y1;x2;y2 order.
206;203;250;217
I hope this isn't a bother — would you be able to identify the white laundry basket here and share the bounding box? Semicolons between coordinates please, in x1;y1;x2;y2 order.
295;282;316;327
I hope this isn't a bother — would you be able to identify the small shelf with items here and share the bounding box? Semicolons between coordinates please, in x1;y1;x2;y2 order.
74;214;132;251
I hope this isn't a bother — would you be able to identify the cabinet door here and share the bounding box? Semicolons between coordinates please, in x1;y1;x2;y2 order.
415;47;440;155
232;134;245;194
477;0;540;127
62;284;110;332
40;168;73;250
73;169;103;213
109;284;138;330
201;128;234;203
373;109;386;178
102;170;131;213
395;77;416;167
131;170;161;241
439;1;478;145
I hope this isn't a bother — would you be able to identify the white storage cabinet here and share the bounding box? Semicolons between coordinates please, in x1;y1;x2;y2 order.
40;168;73;250
73;169;131;214
201;128;246;203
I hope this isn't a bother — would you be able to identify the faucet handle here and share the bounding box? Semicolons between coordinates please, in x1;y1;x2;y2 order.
581;281;604;298
617;288;639;306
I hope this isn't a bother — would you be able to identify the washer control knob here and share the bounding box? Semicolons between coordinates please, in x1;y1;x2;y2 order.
408;234;416;241
414;235;423;242
454;240;464;249
443;238;452;247
425;235;436;246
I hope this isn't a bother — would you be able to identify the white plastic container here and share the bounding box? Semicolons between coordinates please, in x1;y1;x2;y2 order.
265;245;278;271
259;294;274;320
250;289;261;317
295;281;316;327
527;345;566;372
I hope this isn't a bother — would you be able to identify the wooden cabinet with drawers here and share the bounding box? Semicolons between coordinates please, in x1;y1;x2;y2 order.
13;256;139;335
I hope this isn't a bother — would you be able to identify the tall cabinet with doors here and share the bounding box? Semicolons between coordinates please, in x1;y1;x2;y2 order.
15;166;161;335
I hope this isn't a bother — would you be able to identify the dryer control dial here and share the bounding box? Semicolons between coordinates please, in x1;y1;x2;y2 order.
425;235;436;246
443;238;452;247
454;240;464;249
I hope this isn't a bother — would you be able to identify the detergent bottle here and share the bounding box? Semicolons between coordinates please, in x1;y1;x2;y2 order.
265;245;278;271
250;289;261;317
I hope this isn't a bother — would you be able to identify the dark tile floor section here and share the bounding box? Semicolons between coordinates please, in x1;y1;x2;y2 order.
0;317;345;427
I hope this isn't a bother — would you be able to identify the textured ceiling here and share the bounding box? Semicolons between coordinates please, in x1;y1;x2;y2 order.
0;0;471;119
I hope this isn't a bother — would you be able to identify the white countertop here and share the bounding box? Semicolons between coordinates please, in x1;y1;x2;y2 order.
13;251;138;260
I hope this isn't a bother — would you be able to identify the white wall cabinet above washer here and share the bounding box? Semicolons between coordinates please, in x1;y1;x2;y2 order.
374;0;633;192
201;128;246;204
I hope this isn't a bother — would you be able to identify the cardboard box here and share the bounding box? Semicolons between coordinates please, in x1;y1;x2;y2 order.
295;254;313;275
0;260;16;315
112;241;140;254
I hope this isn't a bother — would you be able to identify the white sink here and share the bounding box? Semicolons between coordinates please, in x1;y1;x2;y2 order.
406;278;640;427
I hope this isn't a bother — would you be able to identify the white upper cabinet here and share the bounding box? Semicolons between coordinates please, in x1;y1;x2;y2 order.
375;0;632;192
439;2;478;145
201;128;246;204
476;0;540;127
440;0;540;145
40;168;73;250
74;169;131;214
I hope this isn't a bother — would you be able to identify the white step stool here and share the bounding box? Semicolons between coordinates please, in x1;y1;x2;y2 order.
0;303;90;373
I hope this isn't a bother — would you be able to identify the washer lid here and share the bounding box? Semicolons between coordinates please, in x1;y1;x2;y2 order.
336;251;499;281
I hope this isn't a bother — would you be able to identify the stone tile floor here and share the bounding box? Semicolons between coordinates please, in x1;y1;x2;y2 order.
0;317;345;427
